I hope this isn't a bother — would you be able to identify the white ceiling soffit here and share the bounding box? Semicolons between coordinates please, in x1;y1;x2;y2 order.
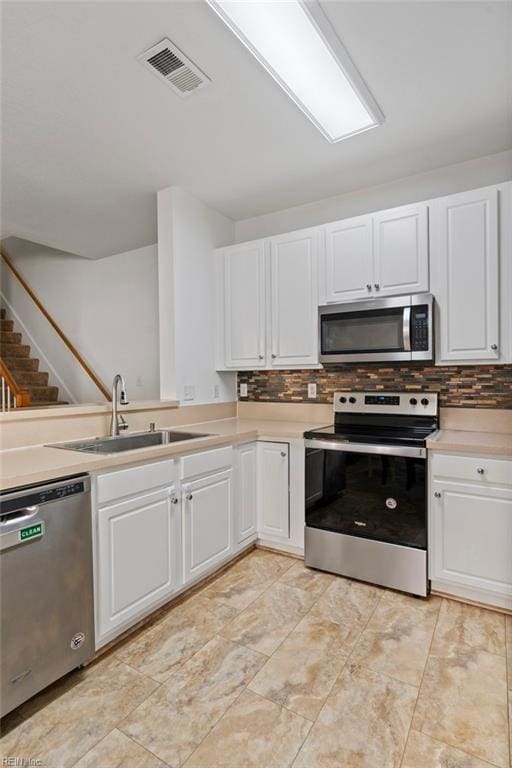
1;1;511;259
138;38;211;97
205;0;384;143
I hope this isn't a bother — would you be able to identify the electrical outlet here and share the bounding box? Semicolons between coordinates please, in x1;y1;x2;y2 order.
136;375;143;387
213;384;220;399
183;385;195;401
240;383;248;398
308;382;317;399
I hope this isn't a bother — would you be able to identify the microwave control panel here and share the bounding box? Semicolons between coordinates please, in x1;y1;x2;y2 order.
411;305;430;351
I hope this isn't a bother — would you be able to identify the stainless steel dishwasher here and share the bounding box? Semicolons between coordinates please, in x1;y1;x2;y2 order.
0;474;94;717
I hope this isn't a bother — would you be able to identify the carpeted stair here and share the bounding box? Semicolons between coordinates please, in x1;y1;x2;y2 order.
0;308;67;405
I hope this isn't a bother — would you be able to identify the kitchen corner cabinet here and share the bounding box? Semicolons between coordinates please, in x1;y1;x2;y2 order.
430;184;510;364
429;453;512;610
320;202;429;304
182;468;234;583
236;443;258;544
216;240;266;369
215;227;320;370
257;441;290;541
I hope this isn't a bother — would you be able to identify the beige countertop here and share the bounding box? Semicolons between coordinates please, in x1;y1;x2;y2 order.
0;417;327;491
427;429;512;457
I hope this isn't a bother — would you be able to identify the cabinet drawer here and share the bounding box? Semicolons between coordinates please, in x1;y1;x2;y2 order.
96;459;177;505
431;453;512;487
181;446;233;479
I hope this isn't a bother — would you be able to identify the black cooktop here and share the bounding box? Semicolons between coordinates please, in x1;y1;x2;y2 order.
304;413;438;448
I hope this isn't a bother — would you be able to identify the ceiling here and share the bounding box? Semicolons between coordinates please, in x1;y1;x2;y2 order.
2;0;511;258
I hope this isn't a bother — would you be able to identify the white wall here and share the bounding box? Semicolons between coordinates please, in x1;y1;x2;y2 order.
1;239;160;401
234;150;512;241
157;186;236;405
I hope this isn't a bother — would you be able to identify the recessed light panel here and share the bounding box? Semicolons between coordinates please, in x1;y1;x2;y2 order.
206;0;383;142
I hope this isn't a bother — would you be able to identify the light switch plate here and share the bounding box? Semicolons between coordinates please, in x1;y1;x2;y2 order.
308;383;317;399
240;383;248;398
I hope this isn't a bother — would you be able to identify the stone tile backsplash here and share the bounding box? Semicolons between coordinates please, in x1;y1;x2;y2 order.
238;365;512;409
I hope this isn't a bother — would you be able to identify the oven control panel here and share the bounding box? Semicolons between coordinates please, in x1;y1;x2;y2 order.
334;391;438;416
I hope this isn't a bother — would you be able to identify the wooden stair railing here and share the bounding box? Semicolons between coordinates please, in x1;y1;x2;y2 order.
1;250;111;402
0;358;31;409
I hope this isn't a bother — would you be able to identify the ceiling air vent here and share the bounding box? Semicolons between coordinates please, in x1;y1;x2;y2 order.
138;39;210;97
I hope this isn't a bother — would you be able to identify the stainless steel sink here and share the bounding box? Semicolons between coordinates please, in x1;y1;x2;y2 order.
49;429;213;454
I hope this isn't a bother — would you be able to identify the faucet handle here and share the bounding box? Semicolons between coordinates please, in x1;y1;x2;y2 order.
118;414;129;431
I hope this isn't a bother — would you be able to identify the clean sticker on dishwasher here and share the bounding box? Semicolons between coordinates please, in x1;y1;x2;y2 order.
19;522;44;541
385;498;398;509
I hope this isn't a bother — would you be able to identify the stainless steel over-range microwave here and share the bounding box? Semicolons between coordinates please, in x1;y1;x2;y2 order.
319;293;434;364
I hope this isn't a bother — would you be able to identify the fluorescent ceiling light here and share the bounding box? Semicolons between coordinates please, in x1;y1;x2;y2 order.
206;0;384;143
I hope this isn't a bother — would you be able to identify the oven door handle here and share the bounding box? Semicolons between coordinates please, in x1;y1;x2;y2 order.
304;438;426;459
403;307;411;352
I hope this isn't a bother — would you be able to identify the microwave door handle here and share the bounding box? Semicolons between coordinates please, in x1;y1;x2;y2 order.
403;307;411;352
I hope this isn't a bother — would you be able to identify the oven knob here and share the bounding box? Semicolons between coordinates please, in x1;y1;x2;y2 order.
409;398;417;405
349;397;357;404
421;398;429;406
339;396;347;403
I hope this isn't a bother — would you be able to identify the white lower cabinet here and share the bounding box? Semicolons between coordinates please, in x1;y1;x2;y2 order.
257;442;290;541
236;443;258;544
96;484;179;645
429;454;512;610
182;468;234;583
94;441;295;647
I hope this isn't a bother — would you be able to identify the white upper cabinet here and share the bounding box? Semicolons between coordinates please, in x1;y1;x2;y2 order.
218;241;266;369
320;203;429;303
323;215;373;303
431;186;500;363
269;227;320;367
373;203;429;296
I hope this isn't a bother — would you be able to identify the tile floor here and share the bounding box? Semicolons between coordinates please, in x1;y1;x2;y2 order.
1;548;511;768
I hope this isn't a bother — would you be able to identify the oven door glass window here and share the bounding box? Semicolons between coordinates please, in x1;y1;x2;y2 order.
305;448;426;549
321;307;405;355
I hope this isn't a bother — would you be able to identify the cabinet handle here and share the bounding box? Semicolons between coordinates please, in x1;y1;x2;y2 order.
258;355;264;360
491;344;498;351
186;493;193;500
477;467;485;475
271;353;277;359
374;283;380;291
434;491;441;498
170;497;178;504
280;451;286;457
366;283;372;291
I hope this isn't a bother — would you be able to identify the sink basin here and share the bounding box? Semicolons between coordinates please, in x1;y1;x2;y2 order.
49;429;213;454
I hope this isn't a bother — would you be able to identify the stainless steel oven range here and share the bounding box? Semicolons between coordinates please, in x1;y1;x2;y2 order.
304;391;438;596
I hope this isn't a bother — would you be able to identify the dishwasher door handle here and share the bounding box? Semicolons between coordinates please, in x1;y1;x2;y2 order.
0;506;39;527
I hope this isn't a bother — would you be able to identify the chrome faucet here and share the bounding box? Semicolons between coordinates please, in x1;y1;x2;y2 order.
110;374;129;436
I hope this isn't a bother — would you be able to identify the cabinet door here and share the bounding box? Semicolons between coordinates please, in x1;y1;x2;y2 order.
269;228;319;367
96;486;177;641
237;443;257;543
257;442;289;540
183;469;233;582
430;480;512;609
373;203;429;296
222;241;266;368
431;187;499;362
323;215;373;303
